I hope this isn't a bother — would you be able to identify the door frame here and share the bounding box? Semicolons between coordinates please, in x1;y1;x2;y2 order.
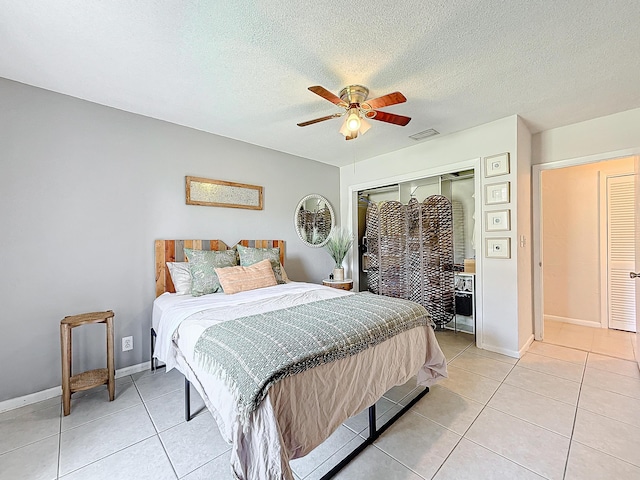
533;148;640;341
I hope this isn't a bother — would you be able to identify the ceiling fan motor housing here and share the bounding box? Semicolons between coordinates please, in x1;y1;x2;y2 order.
339;85;369;106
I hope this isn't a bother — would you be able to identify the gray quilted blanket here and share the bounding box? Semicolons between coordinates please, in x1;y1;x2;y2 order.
193;292;432;423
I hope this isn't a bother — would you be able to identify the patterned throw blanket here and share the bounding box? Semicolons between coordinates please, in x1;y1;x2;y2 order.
194;292;432;423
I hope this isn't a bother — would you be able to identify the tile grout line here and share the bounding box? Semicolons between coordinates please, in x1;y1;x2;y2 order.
369;443;431;480
581;370;640;402
132;374;181;480
570;438;640;471
498;380;578;407
543;338;636;362
480;401;573;439
57;436;157;478
460;437;550;479
0;431;61;458
489;345;585;478
446;362;512;384
585;361;640;379
514;363;583;384
534;338;640;475
452;342;519;366
57;375;159;479
562;353;588;480
457;354;573;479
430;351;560;480
295;429;361;480
428;342;514;479
524;350;588;366
177;447;232;480
570;358;640;471
60;402;143;434
577;392;640;427
0;397;62;422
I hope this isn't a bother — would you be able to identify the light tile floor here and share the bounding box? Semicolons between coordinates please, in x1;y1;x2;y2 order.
542;319;637;361
1;330;639;479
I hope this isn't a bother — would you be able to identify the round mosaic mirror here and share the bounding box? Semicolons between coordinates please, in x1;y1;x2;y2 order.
294;194;335;248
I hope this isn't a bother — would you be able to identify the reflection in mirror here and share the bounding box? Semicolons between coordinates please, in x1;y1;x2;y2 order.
295;194;335;247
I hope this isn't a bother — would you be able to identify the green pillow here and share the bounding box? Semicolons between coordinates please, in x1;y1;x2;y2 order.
184;248;237;296
236;245;285;284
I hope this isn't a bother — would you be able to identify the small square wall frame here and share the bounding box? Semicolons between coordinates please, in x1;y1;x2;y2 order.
485;209;511;232
486;237;511;259
484;181;510;205
484;152;510;177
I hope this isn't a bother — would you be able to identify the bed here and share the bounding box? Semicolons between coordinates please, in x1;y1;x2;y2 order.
152;239;447;480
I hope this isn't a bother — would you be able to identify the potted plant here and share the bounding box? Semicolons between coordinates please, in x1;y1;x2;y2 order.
324;227;353;281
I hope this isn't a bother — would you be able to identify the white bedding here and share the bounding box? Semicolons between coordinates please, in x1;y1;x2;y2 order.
153;282;447;479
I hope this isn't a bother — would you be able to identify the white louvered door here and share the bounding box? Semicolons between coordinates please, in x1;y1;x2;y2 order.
607;174;636;332
634;159;640;370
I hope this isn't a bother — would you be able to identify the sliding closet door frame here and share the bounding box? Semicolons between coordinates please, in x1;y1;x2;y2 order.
347;158;484;347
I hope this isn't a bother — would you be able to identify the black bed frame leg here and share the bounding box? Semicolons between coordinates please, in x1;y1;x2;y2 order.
150;328;155;371
368;403;377;440
150;328;159;372
185;378;192;421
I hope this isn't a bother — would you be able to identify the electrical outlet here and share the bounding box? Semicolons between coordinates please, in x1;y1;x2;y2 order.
122;336;133;352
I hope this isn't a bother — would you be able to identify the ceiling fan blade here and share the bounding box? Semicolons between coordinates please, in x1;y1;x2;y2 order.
362;91;406;110
308;86;348;107
297;113;343;127
369;110;412;126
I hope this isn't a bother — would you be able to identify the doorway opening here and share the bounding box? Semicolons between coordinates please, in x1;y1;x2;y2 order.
534;154;637;360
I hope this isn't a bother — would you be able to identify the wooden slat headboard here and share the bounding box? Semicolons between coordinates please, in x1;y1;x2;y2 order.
155;239;285;297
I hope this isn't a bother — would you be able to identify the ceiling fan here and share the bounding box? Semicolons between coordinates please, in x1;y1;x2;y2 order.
297;85;411;140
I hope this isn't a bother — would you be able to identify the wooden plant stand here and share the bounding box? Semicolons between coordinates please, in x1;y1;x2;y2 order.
60;310;115;416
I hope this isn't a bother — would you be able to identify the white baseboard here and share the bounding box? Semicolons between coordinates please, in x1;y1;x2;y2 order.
0;361;152;414
116;361;151;377
0;386;63;414
480;343;521;359
545;315;602;329
479;334;535;359
518;334;535;357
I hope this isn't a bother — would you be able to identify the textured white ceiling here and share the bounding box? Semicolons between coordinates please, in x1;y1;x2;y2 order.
1;1;639;167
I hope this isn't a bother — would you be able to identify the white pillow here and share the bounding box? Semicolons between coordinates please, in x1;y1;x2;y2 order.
167;262;192;295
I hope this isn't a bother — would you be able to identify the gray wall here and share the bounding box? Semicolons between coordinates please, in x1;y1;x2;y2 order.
0;78;340;401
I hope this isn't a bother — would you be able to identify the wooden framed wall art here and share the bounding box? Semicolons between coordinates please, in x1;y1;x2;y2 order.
186;176;263;210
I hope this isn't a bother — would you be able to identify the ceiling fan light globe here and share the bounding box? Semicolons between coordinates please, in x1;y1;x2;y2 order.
346;110;361;132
